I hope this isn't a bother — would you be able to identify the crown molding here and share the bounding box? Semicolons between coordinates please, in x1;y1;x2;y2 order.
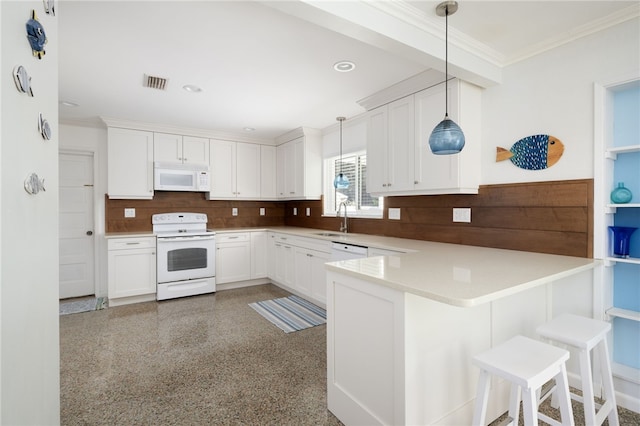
99;117;276;145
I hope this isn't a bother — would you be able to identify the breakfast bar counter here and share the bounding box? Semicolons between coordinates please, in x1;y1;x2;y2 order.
324;243;600;425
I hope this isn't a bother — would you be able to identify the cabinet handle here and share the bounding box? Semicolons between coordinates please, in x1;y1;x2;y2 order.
178;157;183;161
126;242;140;245
388;183;392;187
227;236;239;239
382;184;387;187
151;252;155;255
414;181;419;184
307;254;312;257
183;158;188;161
289;192;295;194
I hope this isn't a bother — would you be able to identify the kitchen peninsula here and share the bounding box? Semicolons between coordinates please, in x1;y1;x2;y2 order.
325;243;600;425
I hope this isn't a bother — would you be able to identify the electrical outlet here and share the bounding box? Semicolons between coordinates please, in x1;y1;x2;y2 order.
259;207;265;216
293;207;297;216
453;208;471;223
388;208;401;220
306;207;311;216
232;207;238;216
124;208;136;218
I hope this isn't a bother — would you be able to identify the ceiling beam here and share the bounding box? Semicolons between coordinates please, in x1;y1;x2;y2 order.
263;0;502;88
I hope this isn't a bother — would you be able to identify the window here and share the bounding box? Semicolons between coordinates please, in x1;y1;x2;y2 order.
323;151;383;218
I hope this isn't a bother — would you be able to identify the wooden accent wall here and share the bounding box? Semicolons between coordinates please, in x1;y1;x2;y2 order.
285;179;594;258
105;191;285;233
106;179;593;258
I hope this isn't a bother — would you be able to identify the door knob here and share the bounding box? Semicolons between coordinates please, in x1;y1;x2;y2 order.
86;231;93;236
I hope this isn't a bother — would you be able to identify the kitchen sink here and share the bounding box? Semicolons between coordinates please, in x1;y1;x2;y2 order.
314;232;344;237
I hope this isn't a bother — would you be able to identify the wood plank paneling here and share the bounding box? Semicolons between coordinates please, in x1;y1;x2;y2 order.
284;179;594;258
105;179;593;258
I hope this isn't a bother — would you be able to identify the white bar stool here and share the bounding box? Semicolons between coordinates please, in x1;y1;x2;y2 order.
536;313;619;426
472;335;574;426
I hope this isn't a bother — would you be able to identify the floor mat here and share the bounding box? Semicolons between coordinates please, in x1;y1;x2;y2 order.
59;297;107;315
249;295;326;333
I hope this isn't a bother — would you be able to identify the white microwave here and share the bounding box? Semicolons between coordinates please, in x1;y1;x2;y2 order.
154;162;211;192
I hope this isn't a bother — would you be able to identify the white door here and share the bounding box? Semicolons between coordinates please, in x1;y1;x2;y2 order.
59;152;95;299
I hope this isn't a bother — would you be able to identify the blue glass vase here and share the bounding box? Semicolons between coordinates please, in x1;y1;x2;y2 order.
608;226;637;258
610;182;632;204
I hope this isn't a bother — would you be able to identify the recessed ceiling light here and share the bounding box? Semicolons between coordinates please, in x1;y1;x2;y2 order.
243;127;255;132
333;61;356;72
59;100;78;107
183;84;202;93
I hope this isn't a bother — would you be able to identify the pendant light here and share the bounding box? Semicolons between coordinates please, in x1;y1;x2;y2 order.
333;116;350;189
429;1;465;155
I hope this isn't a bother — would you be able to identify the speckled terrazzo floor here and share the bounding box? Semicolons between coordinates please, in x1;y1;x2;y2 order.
61;284;640;425
60;284;343;425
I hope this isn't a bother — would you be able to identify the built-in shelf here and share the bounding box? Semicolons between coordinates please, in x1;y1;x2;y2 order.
604;256;640;266
612;362;640;384
607;307;640;321
605;144;640;159
605;203;640;213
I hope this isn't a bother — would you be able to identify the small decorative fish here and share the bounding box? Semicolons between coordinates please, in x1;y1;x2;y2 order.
496;134;564;170
26;10;47;59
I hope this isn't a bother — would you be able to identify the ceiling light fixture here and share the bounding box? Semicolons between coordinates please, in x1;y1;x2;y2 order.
333;61;355;73
59;100;78;107
243;127;255;132
333;116;349;189
182;84;202;93
428;1;465;155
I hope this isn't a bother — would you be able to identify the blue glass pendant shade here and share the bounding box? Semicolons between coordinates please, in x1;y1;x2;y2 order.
334;173;350;189
429;116;465;155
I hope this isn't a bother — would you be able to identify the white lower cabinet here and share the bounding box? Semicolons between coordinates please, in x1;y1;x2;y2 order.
268;232;330;306
250;231;267;279
216;233;251;284
107;236;157;306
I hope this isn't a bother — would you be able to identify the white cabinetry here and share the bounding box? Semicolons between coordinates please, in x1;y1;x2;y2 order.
251;231;268;279
154;132;209;166
208;140;261;199
366;79;481;196
260;145;277;199
367;96;415;193
268;232;331;306
414;80;481;194
107;236;157;306
216;233;251;284
107;128;154;199
275;128;322;200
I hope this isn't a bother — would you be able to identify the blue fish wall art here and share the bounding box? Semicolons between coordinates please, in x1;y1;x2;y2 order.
496;134;564;170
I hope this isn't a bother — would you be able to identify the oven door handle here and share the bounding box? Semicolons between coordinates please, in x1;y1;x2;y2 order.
157;235;216;242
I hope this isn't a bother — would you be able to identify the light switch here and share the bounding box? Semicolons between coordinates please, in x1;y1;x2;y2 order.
306;207;311;216
232;207;238;216
124;208;136;218
388;208;401;220
293;207;297;216
260;208;265;216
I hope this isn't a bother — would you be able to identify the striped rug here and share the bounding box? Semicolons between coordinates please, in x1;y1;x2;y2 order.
249;295;326;333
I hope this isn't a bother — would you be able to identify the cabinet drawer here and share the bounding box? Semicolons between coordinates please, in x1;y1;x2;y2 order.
295;236;332;253
108;237;156;251
217;232;250;244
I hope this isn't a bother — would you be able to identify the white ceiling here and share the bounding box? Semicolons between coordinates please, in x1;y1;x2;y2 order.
58;1;639;141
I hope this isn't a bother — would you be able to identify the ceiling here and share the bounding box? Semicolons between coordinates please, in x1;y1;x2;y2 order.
58;1;639;141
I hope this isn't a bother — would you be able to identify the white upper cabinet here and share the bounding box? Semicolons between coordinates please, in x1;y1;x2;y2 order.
414;80;481;194
260;145;277;199
275;128;322;200
154;132;209;167
107;127;154;199
208;140;261;199
367;96;415;194
367;79;481;196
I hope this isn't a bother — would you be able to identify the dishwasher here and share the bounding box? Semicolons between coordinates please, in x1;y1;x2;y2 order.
330;242;368;261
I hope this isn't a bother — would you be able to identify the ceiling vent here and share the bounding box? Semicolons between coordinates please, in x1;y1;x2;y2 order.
143;74;168;91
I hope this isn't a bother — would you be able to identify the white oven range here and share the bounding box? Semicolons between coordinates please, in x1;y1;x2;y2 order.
152;212;215;300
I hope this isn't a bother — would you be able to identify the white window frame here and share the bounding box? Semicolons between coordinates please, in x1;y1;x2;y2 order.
323;150;383;219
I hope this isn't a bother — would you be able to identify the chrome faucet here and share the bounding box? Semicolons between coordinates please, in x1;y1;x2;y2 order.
338;201;348;233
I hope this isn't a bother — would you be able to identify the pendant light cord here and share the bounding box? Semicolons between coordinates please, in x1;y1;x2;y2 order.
445;6;449;118
339;118;343;175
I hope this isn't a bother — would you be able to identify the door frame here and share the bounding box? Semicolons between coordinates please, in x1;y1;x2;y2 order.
59;148;102;298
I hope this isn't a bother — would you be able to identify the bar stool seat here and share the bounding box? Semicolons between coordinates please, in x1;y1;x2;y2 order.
537;313;619;426
472;335;574;426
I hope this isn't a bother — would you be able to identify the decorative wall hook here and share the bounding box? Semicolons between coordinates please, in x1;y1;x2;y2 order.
24;173;46;195
39;113;52;140
26;10;47;59
12;65;34;96
43;0;55;16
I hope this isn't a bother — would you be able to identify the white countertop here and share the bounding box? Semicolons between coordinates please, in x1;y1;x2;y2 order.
111;226;599;307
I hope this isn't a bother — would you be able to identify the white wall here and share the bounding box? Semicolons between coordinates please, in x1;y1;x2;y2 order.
481;17;640;185
59;124;109;297
1;1;60;424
